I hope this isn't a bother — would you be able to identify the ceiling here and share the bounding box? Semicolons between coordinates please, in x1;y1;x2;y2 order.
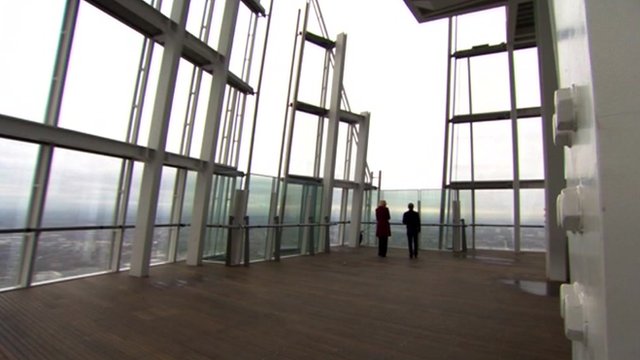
402;0;506;22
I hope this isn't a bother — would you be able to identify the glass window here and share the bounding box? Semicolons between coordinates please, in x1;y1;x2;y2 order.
189;72;212;158
165;59;194;155
156;167;178;224
175;171;197;261
58;2;145;141
470;53;511;114
0;139;39;229
475;190;514;225
125;161;144;225
246;175;275;260
289;112;323;177
0;0;65;122
419;189;443;250
33;229;113;284
473;120;513;181
136;45;164;147
186;0;211;39
455;6;506;51
42;148;121;227
150;227;171;264
514;48;541;109
450;123;472;182
0;233;24;289
474;190;514;250
518;118;544;180
520;189;545;252
453;59;471;116
203;175;234;261
228;6;256;80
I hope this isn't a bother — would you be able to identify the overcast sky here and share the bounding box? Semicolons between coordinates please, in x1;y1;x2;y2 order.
250;1;451;190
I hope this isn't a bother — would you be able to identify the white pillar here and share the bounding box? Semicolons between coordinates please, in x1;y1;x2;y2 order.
348;113;370;247
320;33;347;252
130;0;190;277
187;0;241;266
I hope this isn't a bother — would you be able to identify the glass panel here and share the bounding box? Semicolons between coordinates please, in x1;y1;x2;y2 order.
136;45;164;147
475;226;514;250
419;189;443;250
514;48;541;109
0;0;65;122
451;123;472;182
470;53;510;113
228;6;255;79
151;227;170;264
330;188;344;246
151;167;177;263
165;59;194;155
156;167;177;224
0;234;24;289
189;72;212;157
475;190;514;250
520;189;545;252
176;171;197;260
0;139;39;229
58;2;145;141
176;226;190;261
473;120;513;181
297;43;331;106
289;112;322;177
518;118;544;180
379;190;420;249
203;175;234;261
120;229;133;270
521;227;545;252
475;190;514;225
186;0;210;39
42;149;121;227
455;7;506;51
280;183;303;256
453;59;470;116
125;162;144;225
246;175;274;261
33;229;113;284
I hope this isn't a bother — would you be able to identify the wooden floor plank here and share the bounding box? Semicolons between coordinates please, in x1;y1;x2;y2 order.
0;247;570;359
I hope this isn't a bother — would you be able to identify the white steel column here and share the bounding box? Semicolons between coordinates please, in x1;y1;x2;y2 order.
507;1;522;252
320;33;347;253
20;0;80;287
187;0;240;266
536;0;566;281
130;0;189;277
348;112;370;247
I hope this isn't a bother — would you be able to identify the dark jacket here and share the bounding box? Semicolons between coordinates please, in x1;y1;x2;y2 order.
375;206;391;237
402;210;421;235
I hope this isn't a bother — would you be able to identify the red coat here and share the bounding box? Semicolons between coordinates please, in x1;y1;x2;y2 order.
375;206;391;237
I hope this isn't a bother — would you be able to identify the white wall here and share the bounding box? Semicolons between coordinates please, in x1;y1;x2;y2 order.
552;0;640;359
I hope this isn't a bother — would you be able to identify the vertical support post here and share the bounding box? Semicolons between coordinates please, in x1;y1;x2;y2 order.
320;33;347;253
536;0;566;280
20;0;80;287
187;0;241;266
130;0;190;277
439;17;454;250
507;0;522;253
274;216;281;261
348;112;370;248
227;189;247;266
243;216;250;266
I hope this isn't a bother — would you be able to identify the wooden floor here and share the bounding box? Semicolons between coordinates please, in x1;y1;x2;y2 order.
0;247;570;360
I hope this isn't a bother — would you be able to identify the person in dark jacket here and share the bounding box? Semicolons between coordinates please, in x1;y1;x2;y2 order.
402;202;421;259
375;200;391;257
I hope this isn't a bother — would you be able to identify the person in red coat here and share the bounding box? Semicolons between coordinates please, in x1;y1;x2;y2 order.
375;200;391;257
